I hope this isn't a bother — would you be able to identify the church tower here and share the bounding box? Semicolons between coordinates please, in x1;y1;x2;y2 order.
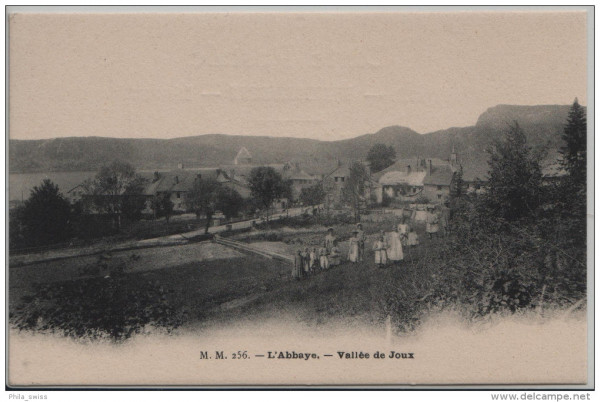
450;145;458;167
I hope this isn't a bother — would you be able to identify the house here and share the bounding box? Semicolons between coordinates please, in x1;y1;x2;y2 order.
142;166;245;212
321;161;374;208
423;162;456;202
233;147;252;165
284;164;320;200
372;151;460;205
66;184;87;204
541;162;567;184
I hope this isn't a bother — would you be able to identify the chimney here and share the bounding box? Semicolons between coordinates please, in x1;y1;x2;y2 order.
177;162;184;170
174;175;179;184
407;165;411;174
428;160;432;176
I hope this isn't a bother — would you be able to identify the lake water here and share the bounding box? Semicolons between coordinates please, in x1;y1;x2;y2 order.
8;171;96;201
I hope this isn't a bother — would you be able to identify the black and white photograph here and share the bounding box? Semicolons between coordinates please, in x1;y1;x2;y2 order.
5;6;593;389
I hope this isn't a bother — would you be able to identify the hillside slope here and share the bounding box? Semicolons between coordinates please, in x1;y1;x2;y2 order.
9;104;577;177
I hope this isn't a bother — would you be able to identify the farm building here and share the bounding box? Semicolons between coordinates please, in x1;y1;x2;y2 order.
372;151;460;205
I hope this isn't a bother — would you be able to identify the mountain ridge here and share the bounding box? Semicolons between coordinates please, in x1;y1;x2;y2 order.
10;104;581;180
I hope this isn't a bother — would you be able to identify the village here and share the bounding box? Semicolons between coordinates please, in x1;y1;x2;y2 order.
10;108;583;338
62;145;477;227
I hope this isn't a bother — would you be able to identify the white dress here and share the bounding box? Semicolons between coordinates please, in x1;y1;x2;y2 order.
387;231;404;262
348;238;360;263
407;231;419;246
373;240;388;265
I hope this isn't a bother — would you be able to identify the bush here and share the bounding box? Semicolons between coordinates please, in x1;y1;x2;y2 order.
11;272;186;341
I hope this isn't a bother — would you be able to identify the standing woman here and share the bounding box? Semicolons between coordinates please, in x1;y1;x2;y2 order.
293;250;303;280
319;247;330;270
310;247;318;273
426;207;440;239
387;226;404;264
348;230;360;263
356;223;366;262
324;227;336;254
303;247;311;276
397;217;409;246
373;233;388;268
329;243;341;266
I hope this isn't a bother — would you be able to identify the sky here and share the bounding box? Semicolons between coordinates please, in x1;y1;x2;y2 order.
9;11;588;141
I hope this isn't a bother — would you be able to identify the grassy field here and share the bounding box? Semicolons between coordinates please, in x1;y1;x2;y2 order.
9;242;291;339
10;218;450;340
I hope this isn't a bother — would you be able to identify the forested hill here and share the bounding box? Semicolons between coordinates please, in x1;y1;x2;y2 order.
10;104;579;178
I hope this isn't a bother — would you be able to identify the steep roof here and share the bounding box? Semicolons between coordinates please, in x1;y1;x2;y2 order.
379;171;427;186
371;158;449;181
142;168;221;195
423;165;455;186
286;169;316;181
233;147;252;164
457;162;486;182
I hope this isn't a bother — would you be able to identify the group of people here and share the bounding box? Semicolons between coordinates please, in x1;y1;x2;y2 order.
292;215;427;279
292;228;343;279
370;217;420;268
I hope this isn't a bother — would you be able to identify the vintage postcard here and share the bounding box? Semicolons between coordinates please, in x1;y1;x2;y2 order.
6;7;592;388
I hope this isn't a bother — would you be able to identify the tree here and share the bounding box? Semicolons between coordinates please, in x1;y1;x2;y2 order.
84;161;147;229
188;178;221;233
341;161;369;222
216;186;244;221
299;183;326;207
17;179;72;247
247;167;291;221
482;121;543;222
151;193;174;223
366;143;396;173
450;165;466;199
550;99;587;248
560;98;586;187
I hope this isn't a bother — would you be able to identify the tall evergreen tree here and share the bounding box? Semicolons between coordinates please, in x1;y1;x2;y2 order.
482;121;543;222
560;98;587;187
18;179;72;246
451;165;466;199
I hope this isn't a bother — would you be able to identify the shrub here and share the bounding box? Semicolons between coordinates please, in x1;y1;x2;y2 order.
11;272;186;342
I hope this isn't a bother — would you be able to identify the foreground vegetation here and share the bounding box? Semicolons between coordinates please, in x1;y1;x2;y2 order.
9;100;587;341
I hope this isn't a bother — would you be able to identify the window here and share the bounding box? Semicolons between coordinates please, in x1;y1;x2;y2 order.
177;192;181;198
437;194;442;199
437;185;442;190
